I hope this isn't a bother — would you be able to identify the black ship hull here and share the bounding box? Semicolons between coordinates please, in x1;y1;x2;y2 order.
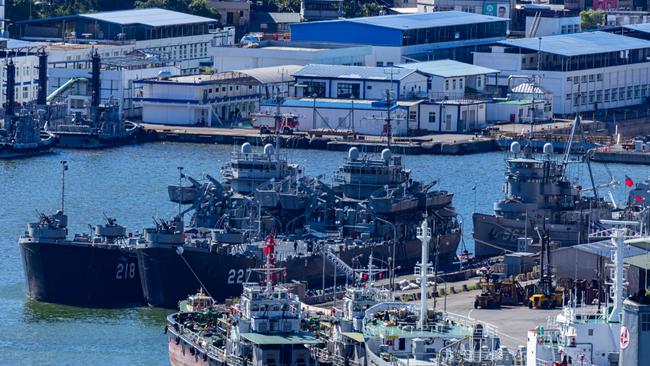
472;213;585;258
20;240;145;307
0;137;56;159
138;234;460;308
53;128;140;149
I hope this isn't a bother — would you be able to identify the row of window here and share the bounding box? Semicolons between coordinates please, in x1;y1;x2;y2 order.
445;78;464;91
565;85;649;105
567;74;604;84
560;24;580;34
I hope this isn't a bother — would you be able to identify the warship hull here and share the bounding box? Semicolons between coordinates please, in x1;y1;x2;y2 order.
472;213;585;258
54;130;139;149
0;137;56;159
19;239;145;307
167;315;223;366
138;234;460;308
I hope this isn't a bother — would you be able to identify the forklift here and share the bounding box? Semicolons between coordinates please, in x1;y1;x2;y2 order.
474;269;502;309
528;225;564;309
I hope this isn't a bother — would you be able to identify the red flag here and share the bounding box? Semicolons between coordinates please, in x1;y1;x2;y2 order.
363;274;368;281
379;272;383;280
635;196;644;202
625;175;634;187
263;246;270;255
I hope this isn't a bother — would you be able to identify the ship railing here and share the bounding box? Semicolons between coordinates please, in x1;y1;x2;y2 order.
445;312;499;338
207;344;226;361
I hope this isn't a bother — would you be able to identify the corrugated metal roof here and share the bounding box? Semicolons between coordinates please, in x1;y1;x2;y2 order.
295;64;416;81
398;59;498;78
343;11;506;30
235;65;302;84
262;98;414;110
511;82;546;95
569;240;647;258
498;31;650;57
265;12;301;24
80;8;216;27
624;253;650;270
239;333;321;345
623;23;650;34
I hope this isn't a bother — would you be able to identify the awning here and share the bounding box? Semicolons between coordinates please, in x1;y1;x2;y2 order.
342;332;365;343
239;333;322;345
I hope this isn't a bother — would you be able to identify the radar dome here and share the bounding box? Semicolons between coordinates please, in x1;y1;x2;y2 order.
348;147;359;161
510;141;521;154
543;143;554;155
381;148;392;162
264;143;275;155
241;142;253;154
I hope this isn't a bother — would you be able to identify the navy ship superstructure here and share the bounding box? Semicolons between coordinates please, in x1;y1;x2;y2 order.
0;55;55;159
45;51;140;149
473;134;613;258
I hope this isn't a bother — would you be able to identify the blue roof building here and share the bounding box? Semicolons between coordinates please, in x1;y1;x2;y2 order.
290;11;508;63
291;11;507;47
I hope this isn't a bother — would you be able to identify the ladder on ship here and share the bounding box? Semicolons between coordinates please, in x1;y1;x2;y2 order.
323;246;357;282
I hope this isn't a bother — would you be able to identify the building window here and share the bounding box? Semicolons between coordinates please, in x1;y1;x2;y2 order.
635;85;640;98
589;74;594;82
302;81;326;97
604;89;610;102
596;74;603;81
612;89;618;101
409;111;416;122
596;90;602;102
642;313;650;331
581;75;587;83
566;93;572;101
459;79;464;89
573;93;580;106
627;86;632;100
452;79;456;89
573;77;579;85
336;83;360;99
566;76;572;83
386;62;394;66
376;61;384;67
445;80;449;91
428;111;436;123
477;76;482;88
589;91;594;103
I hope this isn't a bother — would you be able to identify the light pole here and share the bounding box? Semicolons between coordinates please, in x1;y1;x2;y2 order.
376;217;397;290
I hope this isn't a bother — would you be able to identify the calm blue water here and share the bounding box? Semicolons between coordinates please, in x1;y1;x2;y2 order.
0;142;647;365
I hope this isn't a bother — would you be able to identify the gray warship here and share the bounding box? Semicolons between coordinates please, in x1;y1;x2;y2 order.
473;117;613;258
0;56;55;159
44;51;140;149
137;138;462;308
19;209;144;306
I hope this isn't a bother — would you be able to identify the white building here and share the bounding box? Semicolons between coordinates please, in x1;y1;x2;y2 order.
0;39;41;106
525;15;580;37
136;65;301;126
398;59;498;100
293;64;428;100
474;31;650;115
16;8;235;75
47;56;180;119
413;100;487;132
212;41;380;72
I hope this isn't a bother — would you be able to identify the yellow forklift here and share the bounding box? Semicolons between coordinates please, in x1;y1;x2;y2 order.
528;226;563;309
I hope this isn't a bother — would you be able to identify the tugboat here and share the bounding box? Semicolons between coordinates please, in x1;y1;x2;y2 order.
362;219;513;365
45;51;140;149
473;116;613;258
0;57;55;159
18;162;144;306
166;235;321;366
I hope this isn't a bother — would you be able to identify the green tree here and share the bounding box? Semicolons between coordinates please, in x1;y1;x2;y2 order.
580;9;604;30
361;2;381;17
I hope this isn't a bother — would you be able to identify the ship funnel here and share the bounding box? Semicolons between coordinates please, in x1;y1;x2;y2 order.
91;51;101;107
510;141;521;154
348;147;359;161
263;143;275;156
381;148;392;162
5;59;15;117
241;142;253;154
543;143;553;155
37;50;48;105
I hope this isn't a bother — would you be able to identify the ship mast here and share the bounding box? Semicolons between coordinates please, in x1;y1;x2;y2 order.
416;215;432;329
60;160;68;212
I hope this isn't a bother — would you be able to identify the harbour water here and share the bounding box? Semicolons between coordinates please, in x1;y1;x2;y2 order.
1;142;646;365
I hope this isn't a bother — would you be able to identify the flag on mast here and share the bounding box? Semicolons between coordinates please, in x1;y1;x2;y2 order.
625;175;634;188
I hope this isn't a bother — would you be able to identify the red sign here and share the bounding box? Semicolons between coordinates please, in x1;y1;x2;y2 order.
620;326;630;350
